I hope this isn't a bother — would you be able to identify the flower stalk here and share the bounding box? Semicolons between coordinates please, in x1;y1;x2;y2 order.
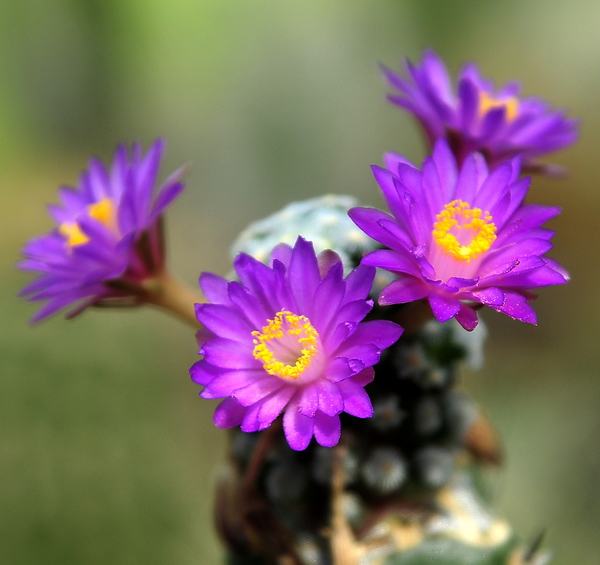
141;270;204;328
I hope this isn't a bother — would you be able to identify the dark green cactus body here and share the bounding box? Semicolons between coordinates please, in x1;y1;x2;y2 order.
217;313;514;565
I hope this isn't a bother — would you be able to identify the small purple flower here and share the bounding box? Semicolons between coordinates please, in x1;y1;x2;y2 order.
349;139;569;330
190;237;403;451
19;140;185;322
382;49;579;173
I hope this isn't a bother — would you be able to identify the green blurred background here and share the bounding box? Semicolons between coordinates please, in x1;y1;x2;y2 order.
1;1;599;563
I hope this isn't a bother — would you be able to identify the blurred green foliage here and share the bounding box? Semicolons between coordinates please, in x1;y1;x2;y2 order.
1;0;599;564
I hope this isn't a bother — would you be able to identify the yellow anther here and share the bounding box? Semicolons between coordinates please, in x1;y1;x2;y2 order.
59;222;89;247
479;91;519;122
252;310;320;380
432;200;496;262
88;198;117;230
59;197;117;248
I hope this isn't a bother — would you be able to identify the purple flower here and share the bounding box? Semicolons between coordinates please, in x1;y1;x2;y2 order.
382;49;579;173
349;139;569;330
190;237;403;451
19;140;185;322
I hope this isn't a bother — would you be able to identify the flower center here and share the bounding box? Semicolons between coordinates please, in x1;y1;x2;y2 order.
252;310;320;380
432;200;496;262
478;91;519;122
59;198;117;247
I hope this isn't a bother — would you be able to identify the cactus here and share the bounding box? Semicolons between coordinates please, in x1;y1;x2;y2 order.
209;195;555;565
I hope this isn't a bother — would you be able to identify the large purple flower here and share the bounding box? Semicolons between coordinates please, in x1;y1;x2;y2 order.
190;237;403;451
382;49;579;173
19;140;185;322
349;139;569;330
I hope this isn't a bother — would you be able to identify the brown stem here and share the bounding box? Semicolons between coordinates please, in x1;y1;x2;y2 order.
230;419;301;564
142;270;204;328
242;418;282;492
330;445;365;565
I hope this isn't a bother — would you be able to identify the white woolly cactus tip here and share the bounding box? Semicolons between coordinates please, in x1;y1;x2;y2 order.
230;194;378;270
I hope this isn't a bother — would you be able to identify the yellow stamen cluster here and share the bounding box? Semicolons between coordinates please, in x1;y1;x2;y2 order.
59;198;117;248
59;222;89;247
432;200;496;262
479;91;519;122
252;310;319;380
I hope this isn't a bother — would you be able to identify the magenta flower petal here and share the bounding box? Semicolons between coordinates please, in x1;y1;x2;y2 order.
348;320;405;351
288;237;321;313
198;304;255;340
202;369;266;398
329;299;374;333
348;207;405;250
379;276;429;305
241;401;269;433
455;304;479;331
360;249;421;277
199;272;230;305
383;49;579;172
200;338;255;370
338;378;374;418
256;388;297;428
315;379;344;417
429;294;461;322
471;287;505;307
232;378;286;407
190;360;222;387
351;367;375;387
493;291;538;324
191;237;404;450
150;181;185;221
19;140;185;322
284;407;315;451
323;357;355;383
311;264;346;330
350;138;568;328
313;412;341;448
270;243;293;267
297;384;320;417
214;398;247;429
226;282;273;329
